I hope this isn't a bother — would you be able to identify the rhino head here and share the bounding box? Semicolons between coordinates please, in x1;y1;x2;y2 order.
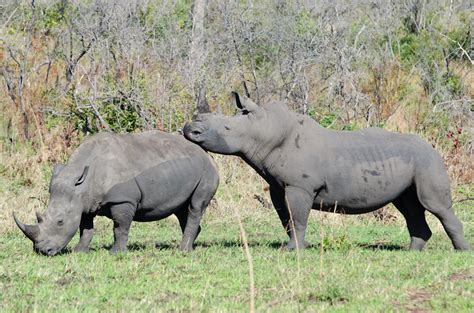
14;164;89;256
183;92;293;162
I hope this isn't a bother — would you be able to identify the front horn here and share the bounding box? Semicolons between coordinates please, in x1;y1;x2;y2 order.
13;213;40;242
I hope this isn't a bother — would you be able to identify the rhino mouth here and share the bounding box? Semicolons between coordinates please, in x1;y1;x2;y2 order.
35;245;59;256
34;238;69;256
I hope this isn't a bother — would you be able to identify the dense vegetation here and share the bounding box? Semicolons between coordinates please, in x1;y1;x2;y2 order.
0;0;472;311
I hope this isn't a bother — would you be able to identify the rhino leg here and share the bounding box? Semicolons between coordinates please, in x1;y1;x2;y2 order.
393;188;432;251
175;208;201;238
414;167;470;250
175;208;189;233
178;171;217;252
269;184;310;247
110;202;137;253
74;213;95;252
430;209;470;250
178;204;203;252
283;186;312;250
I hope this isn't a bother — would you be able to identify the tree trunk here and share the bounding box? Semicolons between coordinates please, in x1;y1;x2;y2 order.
189;0;209;113
189;0;206;79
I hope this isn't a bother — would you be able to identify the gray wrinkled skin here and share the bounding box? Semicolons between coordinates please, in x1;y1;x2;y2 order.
14;131;219;255
183;92;469;251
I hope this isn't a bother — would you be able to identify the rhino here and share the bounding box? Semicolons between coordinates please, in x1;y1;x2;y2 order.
183;92;470;251
14;131;219;256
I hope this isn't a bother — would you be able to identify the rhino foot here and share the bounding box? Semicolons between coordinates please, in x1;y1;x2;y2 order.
109;245;127;254
179;240;195;252
179;245;194;252
283;240;311;250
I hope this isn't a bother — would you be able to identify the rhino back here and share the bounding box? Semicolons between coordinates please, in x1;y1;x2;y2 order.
134;157;204;220
99;156;204;221
271;125;440;210
63;131;210;212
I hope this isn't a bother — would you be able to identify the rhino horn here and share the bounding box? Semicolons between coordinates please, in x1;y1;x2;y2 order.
13;213;40;242
35;211;45;223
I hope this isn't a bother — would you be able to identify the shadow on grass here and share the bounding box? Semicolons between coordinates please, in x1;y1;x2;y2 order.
197;240;406;251
98;242;176;252
52;247;73;256
196;240;285;249
78;240;406;253
356;243;405;251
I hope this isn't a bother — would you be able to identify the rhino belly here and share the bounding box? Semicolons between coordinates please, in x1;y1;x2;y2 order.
316;156;415;213
133;157;202;221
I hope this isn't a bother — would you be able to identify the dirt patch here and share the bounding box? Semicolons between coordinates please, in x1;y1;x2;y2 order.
402;268;473;312
405;290;432;313
448;268;473;282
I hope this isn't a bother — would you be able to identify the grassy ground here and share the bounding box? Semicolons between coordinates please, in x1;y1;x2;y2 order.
1;182;473;312
0;154;473;311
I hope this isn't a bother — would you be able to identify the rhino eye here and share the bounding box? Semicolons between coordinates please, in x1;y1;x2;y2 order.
57;220;64;227
225;125;231;130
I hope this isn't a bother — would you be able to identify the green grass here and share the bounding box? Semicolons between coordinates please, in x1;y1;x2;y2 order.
0;200;472;312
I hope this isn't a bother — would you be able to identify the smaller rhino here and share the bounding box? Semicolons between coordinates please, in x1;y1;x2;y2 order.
14;131;219;255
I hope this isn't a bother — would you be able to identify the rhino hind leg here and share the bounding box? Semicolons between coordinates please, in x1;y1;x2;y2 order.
393;188;432;251
414;168;470;251
430;209;470;250
178;169;218;252
175;207;189;233
74;213;95;253
110;202;137;253
175;208;201;238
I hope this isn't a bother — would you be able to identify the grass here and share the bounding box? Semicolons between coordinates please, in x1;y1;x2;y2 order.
0;152;472;311
0;194;472;311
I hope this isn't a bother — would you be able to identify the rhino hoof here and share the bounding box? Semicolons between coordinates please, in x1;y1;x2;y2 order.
179;245;194;252
109;246;127;254
283;240;311;250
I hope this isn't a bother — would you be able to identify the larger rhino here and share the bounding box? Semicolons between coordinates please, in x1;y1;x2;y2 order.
183;92;469;251
14;131;219;255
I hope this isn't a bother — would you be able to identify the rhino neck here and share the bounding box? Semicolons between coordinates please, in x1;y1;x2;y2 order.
240;138;288;184
239;111;298;181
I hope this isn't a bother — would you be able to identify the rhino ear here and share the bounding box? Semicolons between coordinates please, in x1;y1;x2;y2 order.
75;166;89;186
231;92;259;113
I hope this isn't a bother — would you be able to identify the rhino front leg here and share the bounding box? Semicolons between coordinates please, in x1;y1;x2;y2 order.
74;213;95;252
110;202;136;253
269;185;292;237
284;186;312;250
270;185;310;248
